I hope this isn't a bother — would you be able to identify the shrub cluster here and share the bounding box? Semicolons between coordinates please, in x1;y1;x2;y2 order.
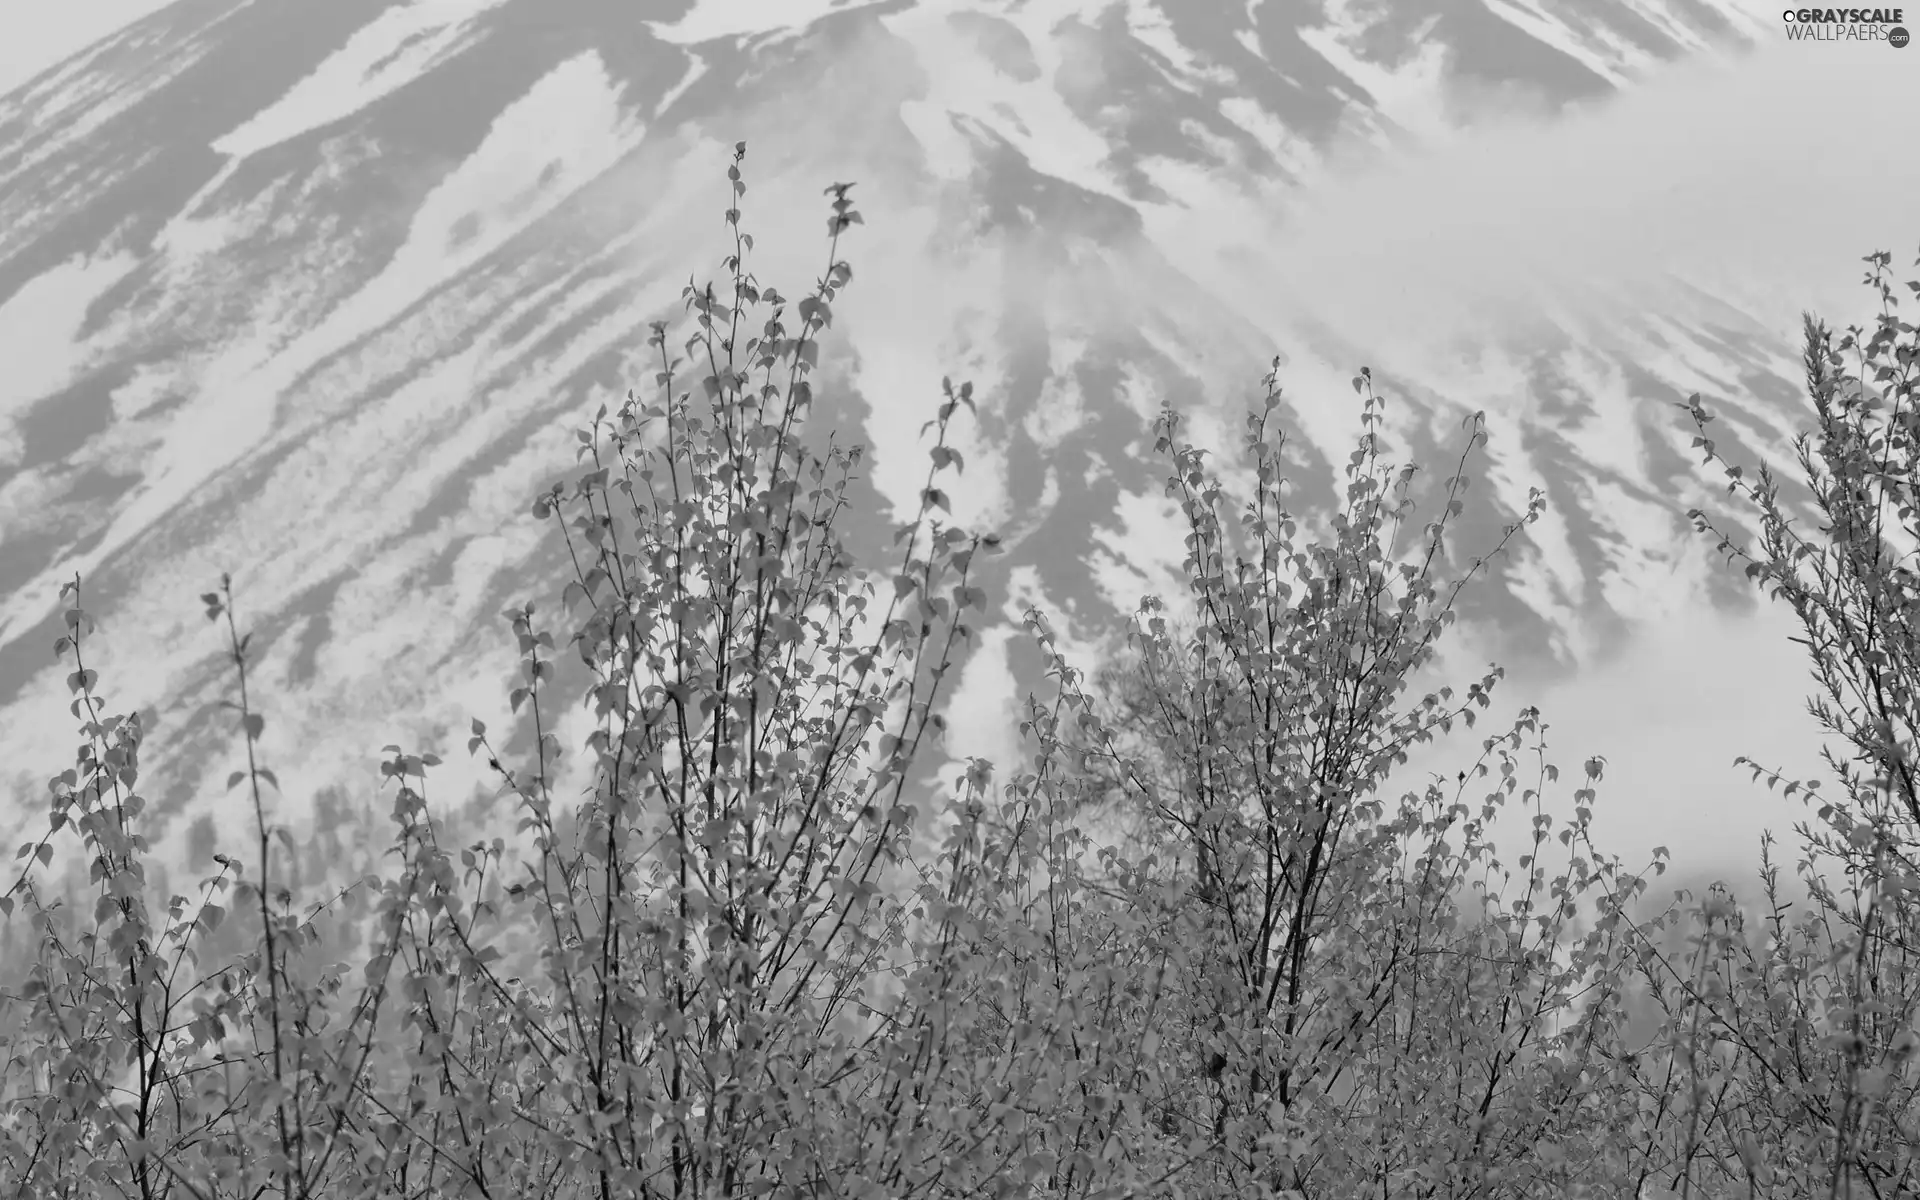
3;143;1918;1199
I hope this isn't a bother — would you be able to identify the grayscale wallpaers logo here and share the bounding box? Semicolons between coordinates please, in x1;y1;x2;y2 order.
1782;7;1910;43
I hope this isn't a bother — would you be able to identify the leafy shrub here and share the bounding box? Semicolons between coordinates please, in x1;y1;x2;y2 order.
1;142;1916;1200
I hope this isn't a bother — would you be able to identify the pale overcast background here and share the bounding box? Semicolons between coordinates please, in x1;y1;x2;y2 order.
1;0;1914;903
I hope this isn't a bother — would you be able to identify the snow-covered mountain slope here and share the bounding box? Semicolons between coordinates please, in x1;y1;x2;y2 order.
0;0;1908;887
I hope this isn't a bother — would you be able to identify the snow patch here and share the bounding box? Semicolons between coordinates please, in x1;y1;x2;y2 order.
0;0;185;101
881;3;1129;204
941;624;1022;776
1298;8;1453;145
212;0;512;158
372;50;641;292
1124;0;1238;90
646;0;896;45
1090;487;1191;619
0;250;140;435
1481;0;1640;85
0;50;643;659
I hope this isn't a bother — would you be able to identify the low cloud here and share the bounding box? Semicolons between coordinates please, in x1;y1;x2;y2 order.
1258;18;1920;349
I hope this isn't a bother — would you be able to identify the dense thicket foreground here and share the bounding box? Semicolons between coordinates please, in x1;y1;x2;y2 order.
3;147;1918;1199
